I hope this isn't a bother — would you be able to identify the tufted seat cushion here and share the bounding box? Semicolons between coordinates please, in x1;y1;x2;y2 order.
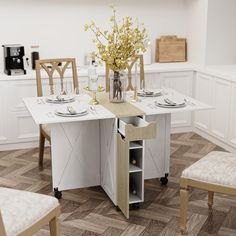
42;124;51;137
0;187;59;236
182;151;236;188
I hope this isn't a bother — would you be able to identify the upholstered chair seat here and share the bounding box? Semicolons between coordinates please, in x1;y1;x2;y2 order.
0;187;60;236
182;151;236;188
180;151;236;234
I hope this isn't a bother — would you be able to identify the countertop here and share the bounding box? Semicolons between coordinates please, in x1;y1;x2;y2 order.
197;64;236;83
1;62;236;83
0;62;196;81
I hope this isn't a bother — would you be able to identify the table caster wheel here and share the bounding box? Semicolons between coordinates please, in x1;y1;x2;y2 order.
130;203;140;210
54;188;62;199
133;203;140;209
160;174;168;186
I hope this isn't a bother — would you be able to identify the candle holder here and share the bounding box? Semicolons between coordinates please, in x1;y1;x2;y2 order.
84;85;105;105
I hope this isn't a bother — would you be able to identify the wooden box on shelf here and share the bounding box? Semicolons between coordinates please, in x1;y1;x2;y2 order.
155;35;187;63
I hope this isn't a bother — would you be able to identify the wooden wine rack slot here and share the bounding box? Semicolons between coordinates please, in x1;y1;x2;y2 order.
129;141;143;149
129;163;142;173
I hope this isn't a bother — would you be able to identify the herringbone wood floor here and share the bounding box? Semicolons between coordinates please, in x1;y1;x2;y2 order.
1;132;235;236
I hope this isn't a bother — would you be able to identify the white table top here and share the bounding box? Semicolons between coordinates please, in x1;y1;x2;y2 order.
24;90;211;125
23;93;115;125
126;90;211;116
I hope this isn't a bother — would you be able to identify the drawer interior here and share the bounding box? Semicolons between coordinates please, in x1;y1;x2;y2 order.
119;116;148;128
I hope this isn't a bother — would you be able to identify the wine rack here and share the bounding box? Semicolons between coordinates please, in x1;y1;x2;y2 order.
117;116;156;219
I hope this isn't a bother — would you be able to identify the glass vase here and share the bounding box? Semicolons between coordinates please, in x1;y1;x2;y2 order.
109;71;126;103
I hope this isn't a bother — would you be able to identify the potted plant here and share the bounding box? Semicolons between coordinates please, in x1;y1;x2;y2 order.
84;6;148;103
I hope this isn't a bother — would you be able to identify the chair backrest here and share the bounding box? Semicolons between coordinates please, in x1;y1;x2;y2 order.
35;58;79;96
0;211;6;236
105;54;145;92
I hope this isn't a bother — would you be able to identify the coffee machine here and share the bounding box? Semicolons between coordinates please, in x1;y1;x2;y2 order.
2;44;26;75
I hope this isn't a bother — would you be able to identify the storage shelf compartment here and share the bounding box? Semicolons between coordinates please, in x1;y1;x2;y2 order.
129;148;143;170
129;163;142;173
129;193;142;204
129;172;143;204
129;140;143;149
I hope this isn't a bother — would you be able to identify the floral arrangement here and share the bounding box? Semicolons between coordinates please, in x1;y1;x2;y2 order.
84;6;148;72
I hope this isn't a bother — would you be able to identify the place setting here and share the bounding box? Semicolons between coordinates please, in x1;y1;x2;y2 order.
154;96;187;108
137;89;162;98
54;104;89;117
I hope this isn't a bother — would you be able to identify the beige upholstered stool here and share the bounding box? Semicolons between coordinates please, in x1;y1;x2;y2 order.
180;151;236;234
0;187;60;236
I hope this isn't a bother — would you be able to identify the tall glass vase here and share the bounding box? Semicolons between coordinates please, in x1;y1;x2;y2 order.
109;71;126;103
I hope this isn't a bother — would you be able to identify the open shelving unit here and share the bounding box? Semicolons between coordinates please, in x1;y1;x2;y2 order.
117;116;156;219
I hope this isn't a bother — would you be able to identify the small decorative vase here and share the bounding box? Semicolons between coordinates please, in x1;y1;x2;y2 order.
109;71;126;103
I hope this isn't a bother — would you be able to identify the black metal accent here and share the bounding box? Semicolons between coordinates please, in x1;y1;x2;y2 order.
54;187;62;199
160;173;169;186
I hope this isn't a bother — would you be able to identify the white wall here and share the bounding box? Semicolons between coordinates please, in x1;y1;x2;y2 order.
205;0;236;65
185;0;208;65
0;0;188;71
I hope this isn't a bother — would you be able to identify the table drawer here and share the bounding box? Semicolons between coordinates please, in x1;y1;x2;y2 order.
118;116;156;141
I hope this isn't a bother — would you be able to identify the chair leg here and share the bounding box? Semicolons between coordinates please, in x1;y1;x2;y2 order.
208;191;214;209
49;217;60;236
180;188;189;234
39;132;45;166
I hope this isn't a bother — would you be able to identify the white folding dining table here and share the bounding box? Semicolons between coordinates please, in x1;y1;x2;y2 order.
24;91;211;211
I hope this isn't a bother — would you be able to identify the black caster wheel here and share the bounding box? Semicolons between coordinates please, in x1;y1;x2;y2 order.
54;188;62;199
130;203;140;210
160;174;169;186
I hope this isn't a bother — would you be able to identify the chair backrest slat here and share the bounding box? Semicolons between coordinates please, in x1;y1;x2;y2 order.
35;58;79;97
105;55;145;92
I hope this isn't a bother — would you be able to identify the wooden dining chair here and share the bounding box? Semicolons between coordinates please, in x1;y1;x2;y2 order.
105;54;145;92
180;151;236;234
35;58;79;166
0;187;60;236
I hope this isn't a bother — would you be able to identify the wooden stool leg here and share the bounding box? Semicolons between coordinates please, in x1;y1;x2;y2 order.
208;191;214;209
180;188;189;234
49;217;60;236
39;131;45;166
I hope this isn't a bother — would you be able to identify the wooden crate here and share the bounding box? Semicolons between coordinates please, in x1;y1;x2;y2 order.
155;35;187;63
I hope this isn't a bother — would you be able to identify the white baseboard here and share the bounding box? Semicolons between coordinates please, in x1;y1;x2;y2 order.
171;126;194;134
0;139;49;151
194;127;236;153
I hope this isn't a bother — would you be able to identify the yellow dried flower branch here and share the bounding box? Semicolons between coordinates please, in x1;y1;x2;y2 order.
84;7;148;72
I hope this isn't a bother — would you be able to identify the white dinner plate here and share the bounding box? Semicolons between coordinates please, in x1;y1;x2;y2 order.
155;102;186;108
55;110;88;117
54;105;88;117
46;94;76;104
154;97;186;108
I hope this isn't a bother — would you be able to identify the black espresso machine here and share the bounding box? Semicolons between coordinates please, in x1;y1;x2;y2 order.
2;44;26;75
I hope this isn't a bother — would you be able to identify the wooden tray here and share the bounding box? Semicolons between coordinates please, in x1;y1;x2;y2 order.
155;35;187;63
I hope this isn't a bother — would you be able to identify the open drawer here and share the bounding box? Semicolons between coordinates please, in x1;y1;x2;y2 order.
118;116;156;141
